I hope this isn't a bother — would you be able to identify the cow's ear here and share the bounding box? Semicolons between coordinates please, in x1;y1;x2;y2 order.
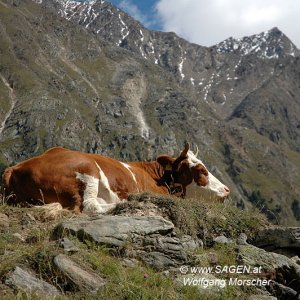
157;155;175;171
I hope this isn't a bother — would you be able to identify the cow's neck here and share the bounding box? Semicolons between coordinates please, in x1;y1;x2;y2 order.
130;161;164;182
128;161;184;196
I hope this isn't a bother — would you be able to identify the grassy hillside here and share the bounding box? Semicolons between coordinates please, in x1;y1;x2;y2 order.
0;192;270;300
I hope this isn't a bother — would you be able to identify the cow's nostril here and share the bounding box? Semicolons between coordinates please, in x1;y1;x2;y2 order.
224;186;230;194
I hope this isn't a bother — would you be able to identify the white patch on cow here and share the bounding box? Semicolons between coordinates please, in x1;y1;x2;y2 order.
203;172;229;198
185;150;229;198
76;172;107;214
76;162;121;214
95;162;121;204
120;162;138;185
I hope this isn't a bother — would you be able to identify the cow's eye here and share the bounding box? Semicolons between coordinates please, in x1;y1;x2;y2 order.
203;168;209;176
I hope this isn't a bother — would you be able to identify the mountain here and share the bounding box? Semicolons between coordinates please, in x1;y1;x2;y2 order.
0;0;300;224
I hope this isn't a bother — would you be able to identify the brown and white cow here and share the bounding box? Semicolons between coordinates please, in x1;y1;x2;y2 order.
1;144;229;214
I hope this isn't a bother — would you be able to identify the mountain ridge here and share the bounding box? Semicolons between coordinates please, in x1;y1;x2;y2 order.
47;0;300;120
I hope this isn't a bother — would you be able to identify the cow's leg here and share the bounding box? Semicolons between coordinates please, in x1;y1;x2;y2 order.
71;193;83;214
82;198;108;214
76;172;108;214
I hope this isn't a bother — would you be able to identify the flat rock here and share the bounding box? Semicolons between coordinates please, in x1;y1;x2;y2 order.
5;266;60;297
54;215;174;247
53;254;105;293
238;244;300;294
253;227;300;251
238;245;300;275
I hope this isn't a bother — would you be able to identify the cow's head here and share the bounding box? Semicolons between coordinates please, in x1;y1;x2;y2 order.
157;144;230;200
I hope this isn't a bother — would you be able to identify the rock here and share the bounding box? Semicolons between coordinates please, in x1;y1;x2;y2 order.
139;251;179;270
141;235;189;268
12;233;25;242
238;245;300;274
237;233;248;245
5;266;60;297
207;252;219;265
195;252;219;265
248;295;277;300
53;254;105;293
0;213;9;231
253;227;300;252
180;235;203;251
291;255;300;264
213;235;233;244
238;245;300;295
156;236;186;256
59;238;79;253
54;215;174;247
53;215;193;270
268;281;300;300
121;258;138;268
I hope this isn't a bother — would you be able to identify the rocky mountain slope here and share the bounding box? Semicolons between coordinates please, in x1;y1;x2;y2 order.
52;0;300;149
1;192;300;300
0;0;300;224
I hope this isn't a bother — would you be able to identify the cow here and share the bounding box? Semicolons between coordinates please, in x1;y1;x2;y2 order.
1;144;230;214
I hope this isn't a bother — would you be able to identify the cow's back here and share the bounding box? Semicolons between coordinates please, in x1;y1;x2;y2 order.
1;147;167;212
2;148;98;210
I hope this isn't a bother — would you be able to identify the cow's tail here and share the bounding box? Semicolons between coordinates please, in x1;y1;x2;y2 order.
1;167;15;203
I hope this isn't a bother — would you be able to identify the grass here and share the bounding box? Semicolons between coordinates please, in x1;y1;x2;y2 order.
117;192;270;242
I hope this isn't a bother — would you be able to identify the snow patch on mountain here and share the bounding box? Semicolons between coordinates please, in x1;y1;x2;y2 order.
118;14;129;45
215;27;299;59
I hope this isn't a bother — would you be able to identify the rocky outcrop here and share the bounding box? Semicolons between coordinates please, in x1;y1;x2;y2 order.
1;193;300;299
53;215;197;270
54;215;175;246
253;227;300;255
238;244;300;298
5;266;60;297
52;211;300;299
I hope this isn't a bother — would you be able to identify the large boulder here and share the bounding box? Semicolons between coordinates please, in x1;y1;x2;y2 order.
53;215;199;270
54;215;174;247
238;244;300;297
253;227;300;255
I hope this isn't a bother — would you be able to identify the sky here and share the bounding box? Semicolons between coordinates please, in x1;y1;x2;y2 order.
107;0;300;48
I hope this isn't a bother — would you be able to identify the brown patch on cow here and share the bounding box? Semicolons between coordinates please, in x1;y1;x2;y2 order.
191;164;209;186
156;155;175;170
